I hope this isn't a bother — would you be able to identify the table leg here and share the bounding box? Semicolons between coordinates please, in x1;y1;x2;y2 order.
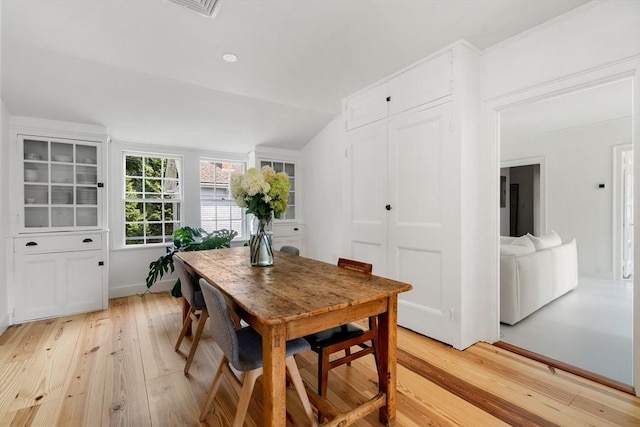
377;296;398;426
262;323;287;426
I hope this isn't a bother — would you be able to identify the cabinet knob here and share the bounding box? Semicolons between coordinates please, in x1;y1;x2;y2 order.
83;238;93;243
386;96;392;102
385;204;392;211
25;241;38;247
293;228;299;231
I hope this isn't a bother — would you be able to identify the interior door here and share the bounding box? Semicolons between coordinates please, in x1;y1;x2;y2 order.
348;122;389;277
387;102;457;344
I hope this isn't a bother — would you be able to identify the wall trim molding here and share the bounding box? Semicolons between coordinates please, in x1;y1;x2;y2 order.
108;279;175;299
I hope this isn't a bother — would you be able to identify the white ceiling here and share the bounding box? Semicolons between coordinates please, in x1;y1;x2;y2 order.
1;0;589;153
501;79;633;142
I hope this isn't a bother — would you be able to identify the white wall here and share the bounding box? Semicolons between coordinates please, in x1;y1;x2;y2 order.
0;101;9;334
0;1;9;334
107;140;247;298
502;117;631;278
482;1;640;101
300;116;347;264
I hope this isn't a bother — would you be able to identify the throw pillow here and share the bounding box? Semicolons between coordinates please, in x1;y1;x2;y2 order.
526;231;562;251
511;235;535;251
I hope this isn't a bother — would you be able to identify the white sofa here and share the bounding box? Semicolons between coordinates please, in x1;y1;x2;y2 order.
500;232;578;325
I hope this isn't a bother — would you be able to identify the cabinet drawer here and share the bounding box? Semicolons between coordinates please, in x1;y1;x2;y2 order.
14;233;102;254
273;223;304;237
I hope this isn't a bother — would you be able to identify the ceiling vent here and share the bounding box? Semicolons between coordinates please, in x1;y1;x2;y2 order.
167;0;221;17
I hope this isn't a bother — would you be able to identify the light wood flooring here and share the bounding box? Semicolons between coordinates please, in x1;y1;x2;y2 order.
0;291;638;426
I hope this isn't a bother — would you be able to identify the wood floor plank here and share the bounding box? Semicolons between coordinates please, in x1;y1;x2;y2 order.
1;291;637;427
569;390;640;426
101;296;152;427
134;293;185;380
1;315;84;413
56;317;112;426
146;370;201;426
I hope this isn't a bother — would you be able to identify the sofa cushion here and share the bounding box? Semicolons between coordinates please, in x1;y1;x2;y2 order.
500;242;535;256
500;236;517;245
512;235;535;250
527;231;562;251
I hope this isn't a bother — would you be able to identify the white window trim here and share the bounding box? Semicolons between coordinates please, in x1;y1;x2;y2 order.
199;157;248;241
120;150;185;248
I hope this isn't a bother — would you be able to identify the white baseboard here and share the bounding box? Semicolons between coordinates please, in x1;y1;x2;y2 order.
0;312;10;333
109;279;176;299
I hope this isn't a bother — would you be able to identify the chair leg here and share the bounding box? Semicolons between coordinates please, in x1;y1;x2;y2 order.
345;347;352;366
232;368;261;427
286;356;318;427
184;310;208;374
199;355;227;421
175;307;194;351
320;348;330;398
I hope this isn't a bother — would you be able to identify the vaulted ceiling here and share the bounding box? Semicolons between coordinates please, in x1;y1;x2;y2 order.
2;0;589;153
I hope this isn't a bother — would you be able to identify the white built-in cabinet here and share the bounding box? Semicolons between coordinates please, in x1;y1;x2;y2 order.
344;42;485;350
7;117;109;323
249;148;305;254
12;232;105;322
345;50;452;130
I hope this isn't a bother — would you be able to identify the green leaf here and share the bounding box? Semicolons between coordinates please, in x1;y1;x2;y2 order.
145;227;238;295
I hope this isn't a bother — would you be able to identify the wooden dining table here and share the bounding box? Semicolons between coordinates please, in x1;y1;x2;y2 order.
176;247;412;426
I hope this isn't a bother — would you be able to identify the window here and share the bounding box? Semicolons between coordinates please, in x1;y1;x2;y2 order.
259;160;296;220
124;153;182;245
200;160;245;239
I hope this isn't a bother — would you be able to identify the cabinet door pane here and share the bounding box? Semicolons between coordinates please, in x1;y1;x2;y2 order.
52;207;74;227
76;187;97;205
24;139;48;161
77;207;98;227
51;142;74;162
52;164;73;183
76;145;97;165
25;207;49;228
76;165;97;185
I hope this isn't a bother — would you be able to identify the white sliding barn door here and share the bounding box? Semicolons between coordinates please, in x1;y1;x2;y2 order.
388;102;458;344
348;123;389;277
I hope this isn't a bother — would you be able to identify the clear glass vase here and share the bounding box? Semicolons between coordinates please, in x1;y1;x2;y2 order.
249;215;274;266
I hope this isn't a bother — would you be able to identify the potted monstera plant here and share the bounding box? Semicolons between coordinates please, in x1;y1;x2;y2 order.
145;226;237;297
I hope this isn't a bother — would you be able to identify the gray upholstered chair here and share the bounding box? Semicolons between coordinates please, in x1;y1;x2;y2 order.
198;278;317;427
173;256;209;374
280;245;300;256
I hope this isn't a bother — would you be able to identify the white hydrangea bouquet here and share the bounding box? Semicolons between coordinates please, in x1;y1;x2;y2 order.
231;166;290;265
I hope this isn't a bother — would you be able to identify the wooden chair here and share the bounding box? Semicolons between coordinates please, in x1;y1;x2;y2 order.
173;256;209;375
198;278;317;427
304;258;379;399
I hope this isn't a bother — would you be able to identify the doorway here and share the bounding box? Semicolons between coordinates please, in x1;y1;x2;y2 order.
501;164;540;237
496;78;635;389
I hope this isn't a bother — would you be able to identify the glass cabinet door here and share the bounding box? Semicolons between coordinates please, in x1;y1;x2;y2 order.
260;160;296;220
21;136;101;231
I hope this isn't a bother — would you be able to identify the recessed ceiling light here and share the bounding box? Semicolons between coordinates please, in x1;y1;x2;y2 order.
223;53;238;63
